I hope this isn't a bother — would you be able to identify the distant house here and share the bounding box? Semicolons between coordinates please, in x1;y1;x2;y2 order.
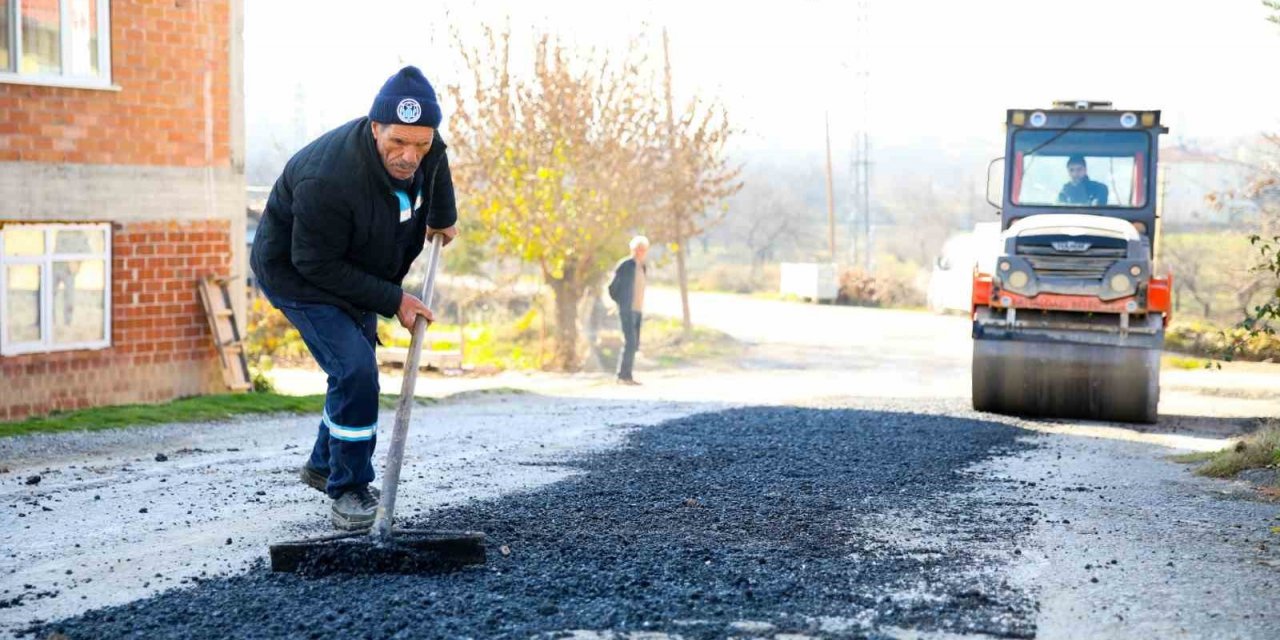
0;1;246;421
1159;145;1257;230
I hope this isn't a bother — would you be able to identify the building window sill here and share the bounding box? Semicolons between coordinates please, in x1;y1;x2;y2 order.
0;74;121;92
1;342;111;357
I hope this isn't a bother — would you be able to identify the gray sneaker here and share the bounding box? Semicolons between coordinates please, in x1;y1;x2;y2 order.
301;466;379;499
331;486;378;531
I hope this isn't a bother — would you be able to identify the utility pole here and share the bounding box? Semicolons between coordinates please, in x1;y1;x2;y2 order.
824;112;837;262
849;0;873;272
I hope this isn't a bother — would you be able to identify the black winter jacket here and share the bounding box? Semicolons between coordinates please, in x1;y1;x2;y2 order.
250;117;457;319
607;257;643;313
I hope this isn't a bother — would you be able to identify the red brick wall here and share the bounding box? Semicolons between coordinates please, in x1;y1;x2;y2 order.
0;219;233;421
0;0;233;166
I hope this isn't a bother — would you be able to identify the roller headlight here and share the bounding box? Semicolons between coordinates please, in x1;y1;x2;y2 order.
1007;270;1030;288
1109;273;1133;293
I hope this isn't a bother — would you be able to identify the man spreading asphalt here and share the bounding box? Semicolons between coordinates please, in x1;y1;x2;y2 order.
250;66;458;530
607;236;649;385
1057;155;1109;206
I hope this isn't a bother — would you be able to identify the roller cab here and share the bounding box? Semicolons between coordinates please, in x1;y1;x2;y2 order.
971;101;1171;423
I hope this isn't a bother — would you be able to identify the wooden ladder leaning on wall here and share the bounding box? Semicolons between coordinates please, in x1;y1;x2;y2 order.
197;276;252;392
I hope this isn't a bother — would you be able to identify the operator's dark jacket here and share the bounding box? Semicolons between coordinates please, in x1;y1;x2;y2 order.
607;257;643;312
1057;178;1109;206
250;117;457;320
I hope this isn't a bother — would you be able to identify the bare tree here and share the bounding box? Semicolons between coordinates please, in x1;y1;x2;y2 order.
725;171;808;277
877;174;969;268
1164;229;1274;322
649;28;742;334
1235;135;1280;333
1210;1;1280;349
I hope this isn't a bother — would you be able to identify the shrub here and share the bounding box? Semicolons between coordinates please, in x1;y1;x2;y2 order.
1176;424;1280;479
250;356;276;393
689;263;778;294
837;257;925;308
244;295;311;365
1165;320;1280;362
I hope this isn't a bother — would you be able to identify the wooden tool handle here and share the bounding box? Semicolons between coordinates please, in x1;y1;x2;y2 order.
371;234;444;543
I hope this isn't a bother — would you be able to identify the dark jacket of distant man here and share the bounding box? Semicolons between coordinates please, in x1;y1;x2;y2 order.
608;258;643;317
607;240;648;383
1057;178;1109;206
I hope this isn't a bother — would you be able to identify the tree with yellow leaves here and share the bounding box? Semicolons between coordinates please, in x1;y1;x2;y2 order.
447;27;664;370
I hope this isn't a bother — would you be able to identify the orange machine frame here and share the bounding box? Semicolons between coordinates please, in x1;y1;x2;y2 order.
972;270;1174;325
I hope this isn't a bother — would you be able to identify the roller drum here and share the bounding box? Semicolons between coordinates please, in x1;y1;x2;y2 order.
971;337;1159;424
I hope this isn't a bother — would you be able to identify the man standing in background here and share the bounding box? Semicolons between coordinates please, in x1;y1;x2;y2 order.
607;236;649;385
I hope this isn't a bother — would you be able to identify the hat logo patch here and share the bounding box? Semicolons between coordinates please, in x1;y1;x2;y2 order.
396;98;422;124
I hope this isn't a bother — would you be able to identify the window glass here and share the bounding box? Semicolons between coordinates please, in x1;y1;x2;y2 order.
4;227;45;256
65;0;98;77
54;228;105;254
20;0;62;75
5;264;42;344
52;259;106;344
0;3;11;71
1011;130;1151;208
1;224;110;354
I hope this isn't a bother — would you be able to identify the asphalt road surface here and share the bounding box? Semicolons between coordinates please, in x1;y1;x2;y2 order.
5;289;1278;639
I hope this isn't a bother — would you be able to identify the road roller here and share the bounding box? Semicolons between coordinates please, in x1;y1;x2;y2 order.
971;101;1173;423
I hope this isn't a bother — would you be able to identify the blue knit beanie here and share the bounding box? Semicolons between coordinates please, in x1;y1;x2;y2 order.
369;66;442;127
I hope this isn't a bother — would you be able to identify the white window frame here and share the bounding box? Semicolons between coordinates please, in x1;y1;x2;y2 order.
0;0;114;90
0;222;112;356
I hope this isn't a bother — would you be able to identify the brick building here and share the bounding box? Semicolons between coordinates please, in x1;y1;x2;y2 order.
0;0;246;420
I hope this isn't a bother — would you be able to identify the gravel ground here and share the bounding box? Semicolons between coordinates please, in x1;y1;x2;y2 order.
995;431;1280;638
0;392;716;637
30;405;1038;639
10;290;1280;639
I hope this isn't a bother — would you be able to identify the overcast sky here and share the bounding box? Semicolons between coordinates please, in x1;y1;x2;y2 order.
245;0;1280;165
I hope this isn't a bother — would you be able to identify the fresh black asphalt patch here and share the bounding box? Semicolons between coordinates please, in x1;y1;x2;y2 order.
30;406;1038;639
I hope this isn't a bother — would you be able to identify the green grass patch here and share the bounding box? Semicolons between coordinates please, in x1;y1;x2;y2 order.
376;394;438;410
446;386;529;397
1;392;435;438
750;291;804;303
649;319;742;367
593;316;742;369
1162;354;1209;370
1171;451;1219;464
1174;424;1280;479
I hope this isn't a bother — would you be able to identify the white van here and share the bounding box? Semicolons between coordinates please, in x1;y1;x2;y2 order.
926;223;1001;314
